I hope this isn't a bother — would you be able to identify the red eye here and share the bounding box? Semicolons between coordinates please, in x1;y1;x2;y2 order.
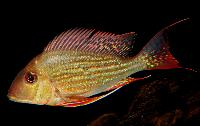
24;72;37;84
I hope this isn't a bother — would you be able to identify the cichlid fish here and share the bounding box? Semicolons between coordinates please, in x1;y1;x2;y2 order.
7;19;188;107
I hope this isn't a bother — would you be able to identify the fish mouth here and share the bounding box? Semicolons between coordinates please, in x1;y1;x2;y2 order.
7;94;36;105
7;93;51;106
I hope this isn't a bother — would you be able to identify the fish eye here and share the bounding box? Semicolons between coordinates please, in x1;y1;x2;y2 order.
24;72;37;84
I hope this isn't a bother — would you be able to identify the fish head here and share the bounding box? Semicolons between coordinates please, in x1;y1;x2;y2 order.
8;55;53;105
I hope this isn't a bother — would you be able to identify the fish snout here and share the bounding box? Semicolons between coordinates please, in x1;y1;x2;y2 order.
8;71;35;103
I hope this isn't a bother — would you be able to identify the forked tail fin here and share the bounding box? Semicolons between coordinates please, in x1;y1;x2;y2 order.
137;18;190;70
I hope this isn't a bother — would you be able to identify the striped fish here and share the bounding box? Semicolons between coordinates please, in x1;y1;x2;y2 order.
7;19;188;107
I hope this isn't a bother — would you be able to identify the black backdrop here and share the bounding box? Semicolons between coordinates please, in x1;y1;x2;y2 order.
0;1;198;126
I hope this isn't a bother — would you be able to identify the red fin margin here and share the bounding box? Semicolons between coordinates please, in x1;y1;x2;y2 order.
44;28;137;58
56;76;151;107
137;19;190;70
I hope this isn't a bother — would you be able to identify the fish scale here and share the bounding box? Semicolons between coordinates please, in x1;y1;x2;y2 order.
40;51;138;96
8;19;189;107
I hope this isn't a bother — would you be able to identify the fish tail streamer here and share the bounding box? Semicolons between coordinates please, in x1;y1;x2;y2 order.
137;18;190;70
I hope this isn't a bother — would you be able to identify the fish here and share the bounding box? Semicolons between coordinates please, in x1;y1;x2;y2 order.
7;18;189;107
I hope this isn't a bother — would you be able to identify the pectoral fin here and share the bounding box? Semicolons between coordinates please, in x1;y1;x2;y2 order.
56;96;92;107
56;92;117;107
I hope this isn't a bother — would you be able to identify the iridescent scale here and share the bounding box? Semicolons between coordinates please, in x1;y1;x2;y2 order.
39;24;180;97
39;51;146;96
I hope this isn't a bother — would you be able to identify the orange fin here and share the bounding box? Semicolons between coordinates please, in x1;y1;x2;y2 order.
137;19;190;70
56;85;129;107
56;96;100;107
56;76;151;107
106;75;151;91
57;92;120;107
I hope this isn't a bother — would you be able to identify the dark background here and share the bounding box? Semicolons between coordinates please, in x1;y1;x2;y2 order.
0;1;198;126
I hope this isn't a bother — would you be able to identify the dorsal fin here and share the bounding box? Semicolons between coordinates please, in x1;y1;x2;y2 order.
44;28;137;57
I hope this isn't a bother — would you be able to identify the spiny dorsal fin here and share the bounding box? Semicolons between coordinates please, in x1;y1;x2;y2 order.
44;28;137;57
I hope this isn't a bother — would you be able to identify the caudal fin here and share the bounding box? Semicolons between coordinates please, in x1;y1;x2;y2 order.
137;18;190;70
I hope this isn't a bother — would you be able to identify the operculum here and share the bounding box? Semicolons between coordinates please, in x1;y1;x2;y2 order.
33;77;53;105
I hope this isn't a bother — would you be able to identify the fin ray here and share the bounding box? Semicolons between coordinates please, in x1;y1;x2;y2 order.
137;18;190;70
44;28;137;57
60;87;123;107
